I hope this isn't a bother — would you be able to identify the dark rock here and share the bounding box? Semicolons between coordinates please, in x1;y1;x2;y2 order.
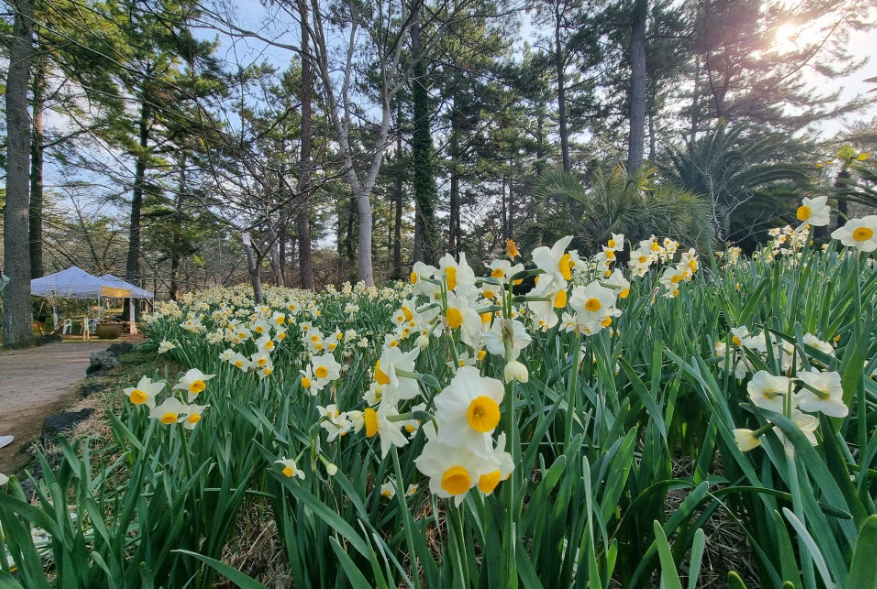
41;409;95;440
106;342;133;357
87;350;119;374
79;381;108;398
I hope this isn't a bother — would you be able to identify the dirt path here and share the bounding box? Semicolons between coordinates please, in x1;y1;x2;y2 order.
0;341;112;473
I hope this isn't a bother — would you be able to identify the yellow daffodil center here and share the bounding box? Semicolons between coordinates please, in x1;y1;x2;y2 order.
129;389;148;405
381;489;393;497
732;336;742;346
607;239;616;249
671;274;683;284
315;366;329;379
650;242;660;252
160;412;177;425
410;271;418;284
559;253;573;281
364;408;379;437
507;239;519;258
638;255;648;264
264;341;274;350
446;267;458;291
257;358;267;367
584;298;602;312
189;380;205;394
188;414;201;425
477;349;487;361
853;227;874;241
447;308;463;329
311;334;320;342
797;205;812;221
235;360;244;368
375;360;391;385
620;288;630;299
402;306;413;322
467;396;501;432
282;465;294;478
491;268;505;279
255;326;264;334
405;424;416;433
301;376;311;389
480;312;493;325
688;260;698;271
478;470;502;494
390;340;399;347
554;289;567;308
441;466;471;495
483;289;495;300
601;316;612;327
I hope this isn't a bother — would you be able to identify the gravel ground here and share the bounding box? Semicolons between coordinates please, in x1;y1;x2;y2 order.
0;341;109;473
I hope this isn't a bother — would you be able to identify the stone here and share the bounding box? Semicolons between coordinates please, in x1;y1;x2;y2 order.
41;409;95;439
106;342;133;357
87;350;119;374
79;381;108;398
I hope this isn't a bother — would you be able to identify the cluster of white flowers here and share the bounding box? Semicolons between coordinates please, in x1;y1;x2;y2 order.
715;327;836;380
126;372;211;430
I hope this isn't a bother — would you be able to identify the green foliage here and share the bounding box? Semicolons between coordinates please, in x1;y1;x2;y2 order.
520;164;713;253
664;122;812;246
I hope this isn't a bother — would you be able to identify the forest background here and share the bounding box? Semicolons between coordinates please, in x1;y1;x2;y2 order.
2;0;877;347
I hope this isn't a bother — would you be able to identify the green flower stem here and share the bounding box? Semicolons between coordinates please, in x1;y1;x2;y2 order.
854;253;866;473
500;282;519;589
449;503;469;589
565;332;583;446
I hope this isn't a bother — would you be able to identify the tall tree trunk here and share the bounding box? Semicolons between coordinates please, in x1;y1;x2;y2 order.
3;0;34;347
554;6;570;174
170;155;186;301
29;40;45;279
627;0;648;171
449;104;462;253
353;193;373;284
243;237;264;304
410;6;439;264
690;54;700;147
393;102;403;279
648;113;656;161
126;99;150;286
297;0;314;289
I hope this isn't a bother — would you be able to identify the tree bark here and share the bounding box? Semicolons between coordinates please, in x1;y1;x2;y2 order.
126;98;150;286
170;156;186;301
554;5;571;174
690;54;700;147
297;0;314;289
449;104;462;253
627;0;648;172
3;0;34;348
410;5;439;264
29;41;45;279
244;237;264;304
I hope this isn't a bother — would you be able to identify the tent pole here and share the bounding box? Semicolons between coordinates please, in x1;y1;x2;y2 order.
130;296;137;334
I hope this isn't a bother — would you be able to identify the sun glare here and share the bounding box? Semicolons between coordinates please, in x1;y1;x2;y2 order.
775;23;799;53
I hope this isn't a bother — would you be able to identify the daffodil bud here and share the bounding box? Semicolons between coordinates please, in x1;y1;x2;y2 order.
733;428;761;452
504;360;529;383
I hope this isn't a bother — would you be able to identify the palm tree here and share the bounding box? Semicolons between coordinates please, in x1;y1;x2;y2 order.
664;123;811;244
518;164;714;255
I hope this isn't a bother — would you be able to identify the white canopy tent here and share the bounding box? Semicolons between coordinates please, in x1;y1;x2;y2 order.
31;267;154;334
